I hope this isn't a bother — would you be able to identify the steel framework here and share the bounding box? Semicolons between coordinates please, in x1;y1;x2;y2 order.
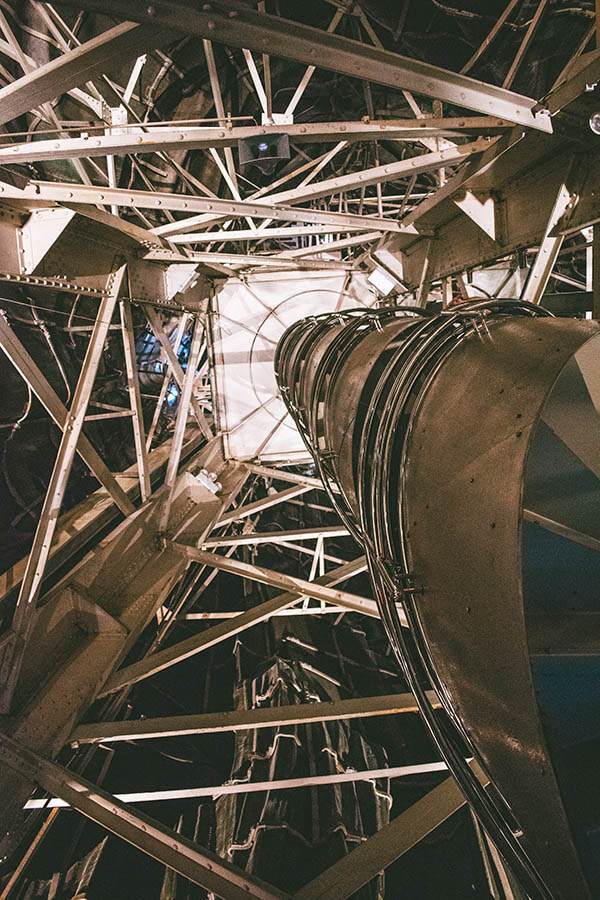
0;3;598;898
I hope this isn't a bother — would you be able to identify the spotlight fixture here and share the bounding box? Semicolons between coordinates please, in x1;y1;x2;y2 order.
237;133;290;172
590;112;600;134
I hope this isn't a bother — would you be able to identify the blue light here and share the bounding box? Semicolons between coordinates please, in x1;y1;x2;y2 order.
258;141;269;152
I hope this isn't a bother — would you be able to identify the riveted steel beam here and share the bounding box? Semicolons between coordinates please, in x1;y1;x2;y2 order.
57;0;553;131
0;22;169;126
0;731;291;900
71;691;439;744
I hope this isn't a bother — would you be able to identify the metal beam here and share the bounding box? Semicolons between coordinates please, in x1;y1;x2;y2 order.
171;544;380;617
71;691;439;744
0;22;166;126
216;484;315;527
201;526;349;547
119;299;151;501
159;316;205;531
0;265;127;713
0;731;290;900
168;225;369;243
294;761;489;900
152;142;489;240
280;231;382;259
145;250;355;271
264;140;489;207
244;462;341;492
98;557;367;696
0;313;134;516
144;306;212;440
26;762;450;807
0;179;401;234
58;0;553;131
0;119;512;166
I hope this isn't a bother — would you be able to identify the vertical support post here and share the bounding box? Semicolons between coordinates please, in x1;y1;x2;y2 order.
120;297;151;501
0;265;127;712
158;315;205;533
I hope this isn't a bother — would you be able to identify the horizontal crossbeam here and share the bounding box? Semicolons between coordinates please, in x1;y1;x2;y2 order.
70;691;439;744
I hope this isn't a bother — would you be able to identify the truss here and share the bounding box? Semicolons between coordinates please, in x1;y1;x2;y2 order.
0;2;598;898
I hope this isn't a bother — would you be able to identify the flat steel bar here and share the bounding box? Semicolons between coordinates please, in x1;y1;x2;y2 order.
280;231;382;258
120;299;151;501
244;462;341;491
0;314;134;516
144;306;212;439
0;265;127;713
182;607;356;619
522;508;600;553
460;0;520;75
71;692;439;744
0;731;290;900
203;39;240;193
0;807;60;900
521;155;586;304
201;526;349;547
146;313;189;450
26;762;450;807
169;225;368;243
294;761;489;900
502;0;548;90
158;316;204;532
0;119;513;165
57;0;553;131
0;22;165;126
98;557;367;695
259;140;489;207
171;544;380;618
0;180;404;234
215;484;314;527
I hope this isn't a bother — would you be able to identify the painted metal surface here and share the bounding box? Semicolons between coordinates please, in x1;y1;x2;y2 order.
276;302;600;899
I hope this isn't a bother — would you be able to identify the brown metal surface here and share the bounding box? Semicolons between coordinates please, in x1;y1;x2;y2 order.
402;317;600;900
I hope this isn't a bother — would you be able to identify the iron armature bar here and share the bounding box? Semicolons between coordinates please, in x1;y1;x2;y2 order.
215;484;314;527
0;732;291;900
146;139;489;239
70;692;440;744
26;762;451;808
0;180;404;234
119;299;151;502
243;462;342;492
0;21;167;127
97;556;367;696
0;265;127;715
275;300;600;900
158;315;205;532
170;544;381;618
294;760;490;900
58;0;553;132
201;526;349;547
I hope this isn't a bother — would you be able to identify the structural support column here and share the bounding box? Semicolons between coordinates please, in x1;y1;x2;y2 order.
120;298;151;501
158;315;205;532
0;265;127;713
